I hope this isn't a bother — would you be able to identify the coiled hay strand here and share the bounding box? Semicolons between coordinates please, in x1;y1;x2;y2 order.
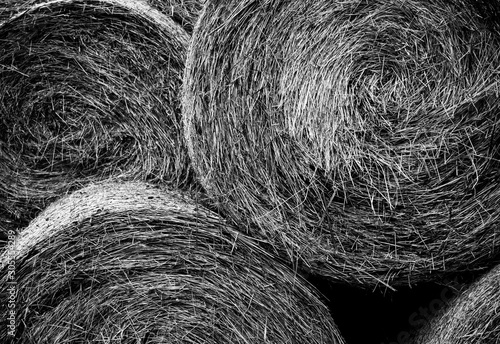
414;264;500;344
0;181;345;344
0;0;193;234
183;0;500;288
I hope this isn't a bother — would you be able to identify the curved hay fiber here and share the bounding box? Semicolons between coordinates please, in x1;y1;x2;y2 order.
146;0;203;32
0;0;193;232
0;182;344;344
183;0;500;288
414;264;500;344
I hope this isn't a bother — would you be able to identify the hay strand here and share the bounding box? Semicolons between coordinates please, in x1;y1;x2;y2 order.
0;0;194;234
146;0;203;32
183;0;500;288
0;181;345;344
0;0;203;32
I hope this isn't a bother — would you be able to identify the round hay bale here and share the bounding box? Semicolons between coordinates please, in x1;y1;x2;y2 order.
183;0;500;288
0;181;345;344
0;0;194;234
414;264;500;344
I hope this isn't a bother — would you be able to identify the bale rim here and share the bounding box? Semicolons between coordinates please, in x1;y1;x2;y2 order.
0;0;203;32
183;0;500;289
145;0;203;32
0;181;345;344
413;264;500;344
0;0;195;237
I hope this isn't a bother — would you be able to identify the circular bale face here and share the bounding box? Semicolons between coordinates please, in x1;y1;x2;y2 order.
183;0;500;288
0;0;195;233
0;182;344;344
414;264;500;344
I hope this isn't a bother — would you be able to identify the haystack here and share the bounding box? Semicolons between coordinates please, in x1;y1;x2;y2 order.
414;264;500;344
0;0;194;235
183;0;500;288
0;182;344;344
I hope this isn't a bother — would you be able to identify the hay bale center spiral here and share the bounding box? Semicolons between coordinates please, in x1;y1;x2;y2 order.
0;0;195;233
183;0;500;288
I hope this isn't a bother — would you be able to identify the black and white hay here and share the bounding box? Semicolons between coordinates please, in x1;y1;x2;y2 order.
183;0;500;288
146;0;203;32
1;0;203;32
0;0;194;234
414;264;500;344
0;181;345;344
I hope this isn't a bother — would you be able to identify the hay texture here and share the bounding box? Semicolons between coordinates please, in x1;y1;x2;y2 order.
146;0;203;32
183;0;500;288
0;0;203;32
0;181;344;344
0;0;194;234
414;264;500;344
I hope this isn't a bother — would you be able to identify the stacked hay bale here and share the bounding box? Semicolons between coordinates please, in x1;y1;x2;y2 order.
413;264;500;344
0;0;196;237
183;0;500;288
0;182;345;344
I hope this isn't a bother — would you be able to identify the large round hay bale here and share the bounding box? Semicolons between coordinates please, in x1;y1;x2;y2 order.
183;0;500;288
413;264;500;344
0;181;345;344
0;0;194;234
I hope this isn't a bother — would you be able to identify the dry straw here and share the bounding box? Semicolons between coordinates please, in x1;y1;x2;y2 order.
0;181;344;344
146;0;203;32
0;0;202;29
183;0;500;289
414;264;500;344
0;0;195;235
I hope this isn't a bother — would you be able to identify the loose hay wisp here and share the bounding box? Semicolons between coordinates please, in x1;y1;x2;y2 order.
0;181;345;344
183;0;500;288
0;0;194;234
414;264;500;344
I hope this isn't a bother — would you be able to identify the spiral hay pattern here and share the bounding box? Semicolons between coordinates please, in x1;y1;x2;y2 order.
183;0;500;288
0;0;195;234
414;264;500;344
0;181;344;344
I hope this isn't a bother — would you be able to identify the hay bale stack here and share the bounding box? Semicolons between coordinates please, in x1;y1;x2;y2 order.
183;0;500;288
0;181;345;344
0;0;194;234
414;264;500;344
